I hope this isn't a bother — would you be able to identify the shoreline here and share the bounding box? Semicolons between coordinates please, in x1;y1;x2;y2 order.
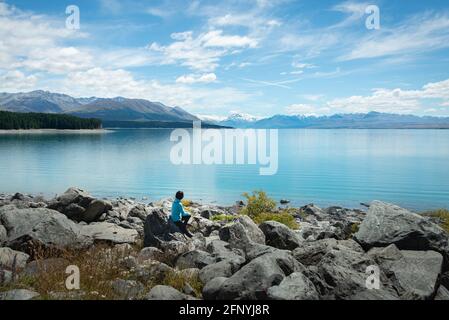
0;129;112;135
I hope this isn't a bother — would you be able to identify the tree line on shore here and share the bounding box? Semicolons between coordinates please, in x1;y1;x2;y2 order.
0;111;102;130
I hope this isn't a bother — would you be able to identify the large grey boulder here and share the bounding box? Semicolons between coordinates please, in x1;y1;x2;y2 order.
368;244;443;299
267;272;319;300
218;216;266;258
48;188;111;223
202;277;228;300
259;221;302;250
0;289;40;300
312;242;399;300
0;205;92;253
0;247;29;270
293;238;398;299
215;251;303;300
143;208;185;247
146;285;196;300
199;260;241;284
175;250;216;270
79;222;138;245
354;201;448;256
205;239;245;265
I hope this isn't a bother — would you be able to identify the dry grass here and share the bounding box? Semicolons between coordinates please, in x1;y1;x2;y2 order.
423;209;449;233
1;244;138;300
160;270;203;298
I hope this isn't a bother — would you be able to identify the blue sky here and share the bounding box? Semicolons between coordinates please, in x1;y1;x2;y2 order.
1;0;449;118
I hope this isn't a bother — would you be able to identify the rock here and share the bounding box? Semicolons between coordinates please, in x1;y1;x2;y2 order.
216;251;303;300
259;221;302;250
301;204;327;221
218;216;265;254
237;216;266;244
134;260;174;283
293;238;364;266
0;247;30;270
199;260;240;284
175;250;216;270
182;283;196;296
440;271;449;290
435;286;449;300
137;247;165;264
82;200;112;223
158;240;196;265
202;277;228;300
79;222;138;244
189;216;221;237
143;208;182;247
111;279;145;299
280;199;290;205
0;289;40;300
0;205;92;253
146;285;196;300
311;242;398;300
206;240;245;265
0;225;6;245
267;272;319;300
11;192;26;201
47;188;112;223
0;269;13;285
354;201;448;258
23;258;69;277
129;204;149;221
368;244;443;299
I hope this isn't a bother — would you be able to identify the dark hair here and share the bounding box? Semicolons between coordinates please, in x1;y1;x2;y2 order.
175;191;184;200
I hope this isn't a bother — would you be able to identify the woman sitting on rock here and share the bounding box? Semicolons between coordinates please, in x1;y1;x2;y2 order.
171;191;193;238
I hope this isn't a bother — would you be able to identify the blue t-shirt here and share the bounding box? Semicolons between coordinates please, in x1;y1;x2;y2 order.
171;199;190;222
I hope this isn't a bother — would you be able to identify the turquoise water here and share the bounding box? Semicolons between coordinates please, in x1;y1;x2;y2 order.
0;129;448;211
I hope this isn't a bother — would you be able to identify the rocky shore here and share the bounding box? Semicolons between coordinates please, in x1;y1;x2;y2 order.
1;188;448;300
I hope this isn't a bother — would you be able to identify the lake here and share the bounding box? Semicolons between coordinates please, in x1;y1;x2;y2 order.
1;129;448;212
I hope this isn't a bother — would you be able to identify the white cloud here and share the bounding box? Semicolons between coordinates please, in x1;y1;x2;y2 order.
148;30;258;71
55;67;250;112
342;13;449;60
0;2;91;73
0;70;38;91
326;78;449;114
176;73;217;84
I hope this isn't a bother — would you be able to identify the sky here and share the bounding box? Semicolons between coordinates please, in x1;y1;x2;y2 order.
1;0;449;118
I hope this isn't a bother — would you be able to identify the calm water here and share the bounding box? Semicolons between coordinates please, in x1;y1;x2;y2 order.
1;129;448;211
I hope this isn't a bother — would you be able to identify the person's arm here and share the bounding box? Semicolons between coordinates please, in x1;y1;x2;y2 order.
179;202;188;216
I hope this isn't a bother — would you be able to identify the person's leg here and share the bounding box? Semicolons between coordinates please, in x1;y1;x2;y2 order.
175;219;192;238
181;215;192;237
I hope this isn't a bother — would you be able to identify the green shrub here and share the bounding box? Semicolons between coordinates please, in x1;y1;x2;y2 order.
423;209;449;233
240;191;276;219
253;211;299;230
240;191;298;230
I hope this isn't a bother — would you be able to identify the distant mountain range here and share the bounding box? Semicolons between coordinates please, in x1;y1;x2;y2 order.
2;91;449;129
206;112;449;129
0;91;199;123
